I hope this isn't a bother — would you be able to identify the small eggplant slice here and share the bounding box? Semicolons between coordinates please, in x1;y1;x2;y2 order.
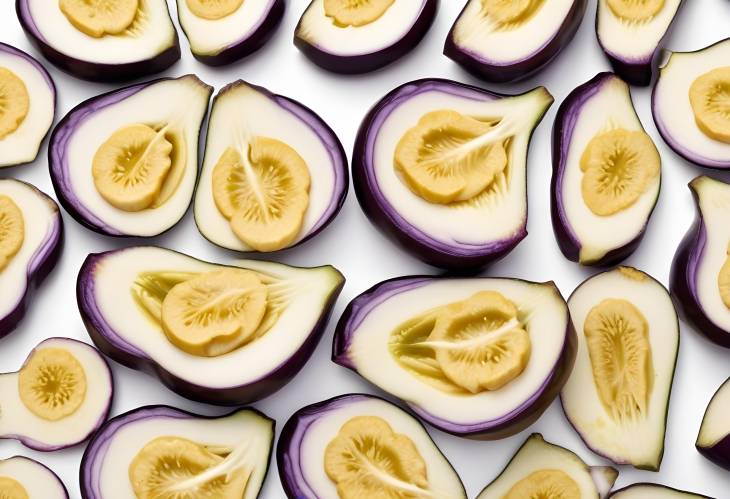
552;73;661;266
696;377;730;471
353;79;553;270
80;405;274;499
0;337;112;451
561;267;679;471
0;456;68;498
444;0;587;83
277;393;466;499
610;483;713;498
476;433;618;498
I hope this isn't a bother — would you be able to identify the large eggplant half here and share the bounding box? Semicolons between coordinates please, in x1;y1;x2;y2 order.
696;377;730;471
609;484;712;498
0;456;68;498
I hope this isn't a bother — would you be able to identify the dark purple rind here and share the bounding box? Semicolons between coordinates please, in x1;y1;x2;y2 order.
609;483;714;498
696;377;730;472
3;456;70;498
79;404;274;499
76;246;345;406
276;393;467;499
332;276;577;439
294;0;438;74
444;0;587;83
15;0;180;82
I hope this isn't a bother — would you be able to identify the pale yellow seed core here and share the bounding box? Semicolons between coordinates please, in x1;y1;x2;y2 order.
580;128;660;216
18;347;87;421
584;298;654;423
502;469;581;499
324;0;395;27
689;67;730;144
0;195;24;273
718;243;730;310
0;477;29;499
59;0;139;37
212;137;311;252
186;0;244;20
0;68;29;141
607;0;664;21
481;0;546;26
324;416;429;499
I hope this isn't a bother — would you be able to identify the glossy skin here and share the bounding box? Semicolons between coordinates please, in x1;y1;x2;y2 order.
696;378;730;472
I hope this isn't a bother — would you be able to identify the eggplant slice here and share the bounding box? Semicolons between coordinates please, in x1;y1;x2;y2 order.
610;484;713;498
0;456;68;499
696;377;730;471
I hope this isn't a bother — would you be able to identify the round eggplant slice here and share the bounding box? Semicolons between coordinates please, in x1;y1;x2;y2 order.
16;0;180;82
80;405;274;499
696;377;730;471
177;0;284;66
0;179;63;339
277;393;466;499
0;43;55;168
476;433;618;498
444;0;587;83
294;0;437;74
194;81;348;253
610;483;713;498
333;276;575;439
552;73;661;266
353;79;554;270
77;246;344;405
0;456;68;498
0;337;113;452
49;75;212;238
561;267;679;471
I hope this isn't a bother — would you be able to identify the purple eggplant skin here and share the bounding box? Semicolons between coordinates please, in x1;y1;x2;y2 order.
332;276;578;440
79;405;274;499
0;181;63;340
444;0;587;83
76;247;345;406
294;0;438;74
4;456;70;498
697;377;730;472
609;483;714;498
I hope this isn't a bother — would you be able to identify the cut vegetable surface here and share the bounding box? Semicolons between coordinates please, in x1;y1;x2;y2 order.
353;78;553;270
696;377;730;471
0;456;68;499
610;484;712;498
80;405;274;499
77;246;344;405
49;75;212;237
277;393;466;499
333;276;575;438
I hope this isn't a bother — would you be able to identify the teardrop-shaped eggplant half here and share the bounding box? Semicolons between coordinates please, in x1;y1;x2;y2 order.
353;79;553;270
476;433;618;498
277;393;467;499
610;484;712;499
333;276;575;438
0;179;62;339
561;267;679;471
671;176;730;348
696;377;730;471
80;405;274;499
0;337;112;452
653;38;730;169
177;0;284;66
552;73;661;266
444;0;587;83
0;456;68;499
0;43;55;168
16;0;180;82
194;81;347;253
78;246;344;405
49;75;212;238
294;0;438;74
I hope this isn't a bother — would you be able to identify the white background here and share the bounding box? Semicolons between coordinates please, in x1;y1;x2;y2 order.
1;0;729;497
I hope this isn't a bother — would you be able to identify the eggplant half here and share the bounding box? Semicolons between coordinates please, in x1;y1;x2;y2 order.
277;393;466;499
80;405;274;499
333;276;575;439
294;0;438;74
194;81;348;253
77;246;344;405
561;267;679;470
476;433;618;498
0;337;113;452
552;73;661;266
444;0;587;83
0;43;55;168
696;377;730;471
0;456;68;499
610;484;712;498
0;179;63;339
16;0;180;82
353;78;553;270
49;75;212;237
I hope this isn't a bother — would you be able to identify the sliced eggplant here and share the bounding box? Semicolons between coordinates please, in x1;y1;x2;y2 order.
444;0;587;83
77;246;344;405
49;75;212;237
476;433;618;498
696;377;730;471
0;456;68;498
0;179;63;339
333;276;575;438
610;484;712;498
0;337;112;451
277;393;466;499
294;0;438;74
561;267;679;471
353;79;553;270
552;73;661;266
80;405;274;499
194;81;348;253
0;43;55;168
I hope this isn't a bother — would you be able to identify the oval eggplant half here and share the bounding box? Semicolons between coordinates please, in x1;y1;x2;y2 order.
610;484;712;499
0;456;68;499
696;377;730;471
